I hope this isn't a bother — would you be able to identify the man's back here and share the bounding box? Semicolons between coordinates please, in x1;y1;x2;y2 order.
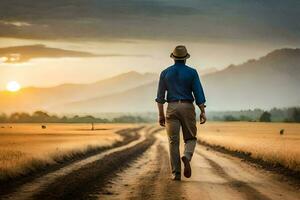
156;62;205;105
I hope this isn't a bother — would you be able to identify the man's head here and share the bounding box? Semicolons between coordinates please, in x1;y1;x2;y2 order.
170;45;190;63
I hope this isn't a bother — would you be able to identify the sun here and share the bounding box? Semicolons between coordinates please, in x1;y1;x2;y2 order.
6;81;21;92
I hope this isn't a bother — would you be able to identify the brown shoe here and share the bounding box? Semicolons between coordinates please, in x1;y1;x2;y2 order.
181;156;191;178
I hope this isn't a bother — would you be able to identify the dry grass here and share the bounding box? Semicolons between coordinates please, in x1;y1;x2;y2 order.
0;123;136;181
198;122;300;172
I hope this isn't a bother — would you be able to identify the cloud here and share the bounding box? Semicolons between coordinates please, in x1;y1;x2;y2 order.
0;0;299;44
0;20;32;27
0;44;147;63
0;0;199;41
0;0;197;20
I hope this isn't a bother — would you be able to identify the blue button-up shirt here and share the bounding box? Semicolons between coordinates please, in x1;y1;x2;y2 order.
155;63;206;105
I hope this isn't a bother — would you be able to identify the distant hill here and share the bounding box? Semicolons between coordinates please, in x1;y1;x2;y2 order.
0;71;157;113
197;67;218;75
1;48;299;113
202;48;300;110
54;82;158;113
54;48;300;113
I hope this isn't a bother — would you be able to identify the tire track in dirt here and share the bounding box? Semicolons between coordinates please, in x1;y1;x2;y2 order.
31;127;160;200
198;140;300;182
196;150;272;200
194;145;300;200
129;142;183;200
96;133;184;200
95;140;161;199
1;127;150;200
0;127;142;197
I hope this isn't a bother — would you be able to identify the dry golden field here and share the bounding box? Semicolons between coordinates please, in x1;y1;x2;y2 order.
2;122;299;184
198;122;300;172
0;123;136;181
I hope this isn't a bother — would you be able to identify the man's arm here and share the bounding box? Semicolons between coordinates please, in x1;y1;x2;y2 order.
192;70;207;124
155;71;167;127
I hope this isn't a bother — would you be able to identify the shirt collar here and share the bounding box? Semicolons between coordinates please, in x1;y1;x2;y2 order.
174;62;186;67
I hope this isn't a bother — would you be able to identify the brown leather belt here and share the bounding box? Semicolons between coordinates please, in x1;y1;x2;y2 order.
169;100;193;104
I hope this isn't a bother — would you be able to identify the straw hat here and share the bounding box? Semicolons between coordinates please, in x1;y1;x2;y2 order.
170;45;190;60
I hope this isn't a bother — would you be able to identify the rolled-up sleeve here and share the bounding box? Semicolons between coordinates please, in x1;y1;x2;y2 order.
155;71;167;104
192;70;206;105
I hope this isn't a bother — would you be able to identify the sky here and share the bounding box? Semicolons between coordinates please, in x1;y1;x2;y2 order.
0;0;300;90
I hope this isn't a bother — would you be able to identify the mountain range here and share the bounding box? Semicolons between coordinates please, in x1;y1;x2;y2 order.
0;48;299;114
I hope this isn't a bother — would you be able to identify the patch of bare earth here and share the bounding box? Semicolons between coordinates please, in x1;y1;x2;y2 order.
130;143;183;200
189;145;300;200
97;136;183;200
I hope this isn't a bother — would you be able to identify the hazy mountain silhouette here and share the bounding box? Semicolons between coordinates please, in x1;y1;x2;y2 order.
54;82;158;113
0;48;299;113
0;71;157;113
202;48;300;110
56;48;300;113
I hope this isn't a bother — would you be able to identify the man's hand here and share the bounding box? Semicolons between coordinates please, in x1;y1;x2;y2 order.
200;112;206;124
159;115;166;127
157;103;165;127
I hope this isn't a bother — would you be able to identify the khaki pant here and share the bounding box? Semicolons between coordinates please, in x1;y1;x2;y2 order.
166;102;197;176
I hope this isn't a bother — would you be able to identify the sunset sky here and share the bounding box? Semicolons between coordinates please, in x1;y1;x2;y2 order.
0;0;299;90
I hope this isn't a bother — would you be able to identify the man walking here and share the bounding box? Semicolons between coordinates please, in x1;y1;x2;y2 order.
155;45;206;181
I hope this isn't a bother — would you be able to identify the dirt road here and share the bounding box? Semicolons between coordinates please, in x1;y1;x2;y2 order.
1;126;299;200
98;132;300;200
